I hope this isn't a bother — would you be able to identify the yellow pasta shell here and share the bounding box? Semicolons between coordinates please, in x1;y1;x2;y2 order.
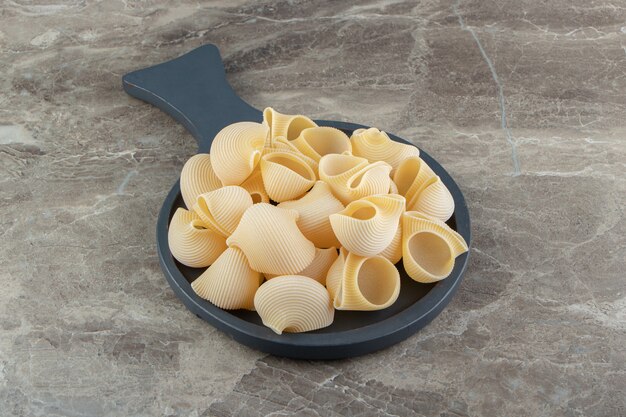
402;211;468;283
277;181;344;248
291;127;352;162
379;219;402;264
168;207;227;268
210;122;268;185
254;275;334;334
240;169;269;204
260;151;317;202
329;194;405;257
263;107;317;144
266;247;339;284
180;153;222;210
408;176;455;222
227;203;316;275
193;186;253;237
393;156;436;200
351;128;420;171
326;248;400;311
319;154;392;205
191;247;260;310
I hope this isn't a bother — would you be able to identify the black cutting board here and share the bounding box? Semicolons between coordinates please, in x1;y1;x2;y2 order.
122;44;471;360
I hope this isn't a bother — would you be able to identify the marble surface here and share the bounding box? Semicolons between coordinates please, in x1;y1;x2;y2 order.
1;0;625;416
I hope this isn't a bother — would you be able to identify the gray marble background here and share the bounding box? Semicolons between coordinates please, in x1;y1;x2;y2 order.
1;0;625;416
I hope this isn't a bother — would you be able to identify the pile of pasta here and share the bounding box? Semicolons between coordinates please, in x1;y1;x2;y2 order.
169;107;468;334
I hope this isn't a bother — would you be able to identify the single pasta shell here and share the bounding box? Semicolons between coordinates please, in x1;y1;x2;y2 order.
227;203;316;275
291;127;352;162
254;275;334;334
379;219;402;264
408;176;455;222
319;154;391;204
329;194;405;257
327;248;400;311
260;151;317;202
168;207;227;268
351;127;420;172
277;181;344;248
240;169;269;204
191;247;260;310
393;155;436;203
193;186;253;237
210;122;268;185
402;211;468;283
180;153;222;210
263;107;317;144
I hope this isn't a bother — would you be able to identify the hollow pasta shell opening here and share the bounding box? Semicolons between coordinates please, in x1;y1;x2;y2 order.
193;186;253;237
260;151;317;202
292;127;351;162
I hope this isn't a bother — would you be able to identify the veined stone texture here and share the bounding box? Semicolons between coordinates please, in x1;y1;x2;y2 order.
0;1;624;416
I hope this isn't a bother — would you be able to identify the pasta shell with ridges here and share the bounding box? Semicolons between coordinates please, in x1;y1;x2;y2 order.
191;247;260;310
254;275;334;334
180;154;222;210
402;211;468;283
210;122;268;185
319;154;391;204
277;181;344;248
379;219;402;264
326;249;400;311
351;128;420;171
393;156;436;203
260;151;317;202
408;176;455;222
227;203;316;275
240;169;269;204
263;107;318;145
193;186;253;237
168;208;227;268
329;194;405;257
292;127;351;162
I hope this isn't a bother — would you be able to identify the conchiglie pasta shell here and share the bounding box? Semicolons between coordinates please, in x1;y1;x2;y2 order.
266;247;339;284
210;122;268;185
260;151;317;202
402;211;468;283
277;181;344;248
291;127;351;162
180;153;222;210
240;169;269;204
408;176;455;222
227;203;316;275
254;275;334;334
263;107;317;144
351;128;420;171
193;186;253;237
329;194;405;257
393;156;436;202
319;154;392;204
326;249;400;311
191;247;260;310
168;208;227;268
379;219;402;264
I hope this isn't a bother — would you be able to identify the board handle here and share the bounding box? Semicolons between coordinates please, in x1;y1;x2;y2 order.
122;44;263;153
